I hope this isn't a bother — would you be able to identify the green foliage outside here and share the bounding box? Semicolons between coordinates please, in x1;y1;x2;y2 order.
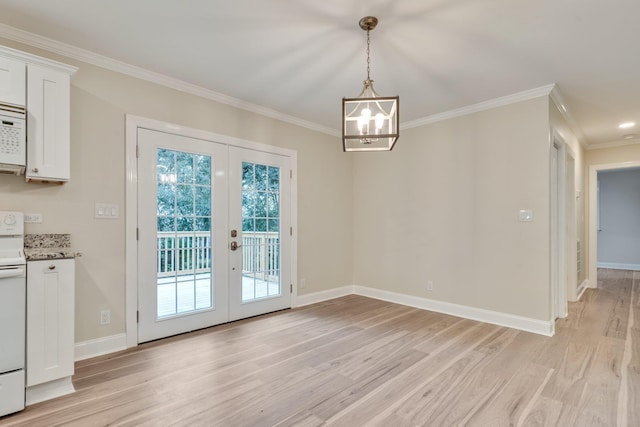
154;150;281;275
155;150;280;235
242;162;280;233
156;148;212;233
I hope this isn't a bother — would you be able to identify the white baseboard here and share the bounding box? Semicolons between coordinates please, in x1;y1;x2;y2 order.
79;286;554;362
26;376;75;406
295;285;554;337
295;286;353;307
352;286;554;336
75;333;127;361
597;262;640;271
577;280;589;298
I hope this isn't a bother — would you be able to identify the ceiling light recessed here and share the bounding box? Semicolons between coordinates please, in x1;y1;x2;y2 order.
622;134;638;140
619;121;636;129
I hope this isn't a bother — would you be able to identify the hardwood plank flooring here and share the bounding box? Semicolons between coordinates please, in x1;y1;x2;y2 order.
1;269;638;426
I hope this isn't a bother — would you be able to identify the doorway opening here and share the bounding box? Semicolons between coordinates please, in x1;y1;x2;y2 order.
588;161;640;290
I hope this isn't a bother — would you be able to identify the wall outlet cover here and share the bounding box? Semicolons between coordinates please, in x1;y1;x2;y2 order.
24;213;43;223
100;310;111;325
519;209;534;222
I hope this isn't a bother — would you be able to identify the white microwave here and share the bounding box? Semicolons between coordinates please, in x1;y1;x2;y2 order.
0;105;26;176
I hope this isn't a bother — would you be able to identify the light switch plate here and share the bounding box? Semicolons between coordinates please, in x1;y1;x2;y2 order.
95;203;119;219
519;209;534;222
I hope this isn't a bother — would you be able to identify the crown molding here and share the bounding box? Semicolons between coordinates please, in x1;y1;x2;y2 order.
401;84;556;130
0;23;587;141
548;85;588;148
0;23;339;137
585;138;640;151
0;43;77;74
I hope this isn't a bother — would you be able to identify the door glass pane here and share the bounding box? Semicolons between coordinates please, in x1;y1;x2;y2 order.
156;148;213;318
241;162;281;302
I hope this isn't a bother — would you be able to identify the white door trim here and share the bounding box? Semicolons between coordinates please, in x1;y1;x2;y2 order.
550;139;567;320
125;115;298;348
550;142;559;320
564;146;578;302
588;160;640;290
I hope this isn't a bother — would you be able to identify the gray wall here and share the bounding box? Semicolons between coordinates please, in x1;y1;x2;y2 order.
598;168;640;269
352;97;553;321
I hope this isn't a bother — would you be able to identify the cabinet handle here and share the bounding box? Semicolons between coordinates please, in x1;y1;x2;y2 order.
48;264;56;270
32;168;39;173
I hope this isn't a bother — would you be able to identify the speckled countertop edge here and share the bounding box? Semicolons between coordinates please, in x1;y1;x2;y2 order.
24;233;81;260
24;233;71;249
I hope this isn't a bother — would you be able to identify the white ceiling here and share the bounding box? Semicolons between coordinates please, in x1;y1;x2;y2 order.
0;0;639;147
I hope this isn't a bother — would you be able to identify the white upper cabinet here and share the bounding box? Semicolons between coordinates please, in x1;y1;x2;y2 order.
0;45;77;183
0;56;25;107
26;65;72;182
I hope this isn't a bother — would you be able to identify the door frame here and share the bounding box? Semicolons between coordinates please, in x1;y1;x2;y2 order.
550;130;575;321
125;115;298;348
588;160;640;290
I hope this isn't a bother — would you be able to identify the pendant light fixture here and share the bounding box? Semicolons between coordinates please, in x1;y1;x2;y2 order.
342;16;399;152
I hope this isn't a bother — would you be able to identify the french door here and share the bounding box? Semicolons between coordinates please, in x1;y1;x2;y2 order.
228;147;291;321
137;128;291;343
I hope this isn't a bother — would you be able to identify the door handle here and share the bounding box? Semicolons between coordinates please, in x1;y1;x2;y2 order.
0;267;24;279
230;241;242;251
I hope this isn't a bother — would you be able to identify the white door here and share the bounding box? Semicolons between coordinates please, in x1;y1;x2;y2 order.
137;129;292;343
228;147;292;321
138;129;229;343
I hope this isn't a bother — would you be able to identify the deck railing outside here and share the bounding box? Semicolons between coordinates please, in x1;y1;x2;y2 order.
241;232;280;281
157;231;279;280
157;232;211;278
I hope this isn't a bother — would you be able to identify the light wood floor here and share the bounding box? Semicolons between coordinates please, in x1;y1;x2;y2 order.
1;269;638;426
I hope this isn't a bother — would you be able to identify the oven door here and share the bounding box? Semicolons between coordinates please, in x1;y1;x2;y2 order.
0;266;26;372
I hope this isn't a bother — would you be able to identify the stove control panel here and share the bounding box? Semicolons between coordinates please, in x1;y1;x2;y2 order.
0;211;24;236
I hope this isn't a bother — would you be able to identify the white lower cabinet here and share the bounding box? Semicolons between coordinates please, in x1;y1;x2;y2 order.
26;259;75;405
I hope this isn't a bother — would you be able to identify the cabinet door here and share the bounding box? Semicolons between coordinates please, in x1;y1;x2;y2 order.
0;56;25;107
26;65;71;181
26;259;75;387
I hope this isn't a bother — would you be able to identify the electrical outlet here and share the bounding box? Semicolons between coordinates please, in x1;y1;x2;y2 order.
24;213;43;223
427;281;433;291
300;278;306;289
100;310;111;325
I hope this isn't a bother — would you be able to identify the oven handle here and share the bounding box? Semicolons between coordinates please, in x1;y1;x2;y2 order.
0;267;25;279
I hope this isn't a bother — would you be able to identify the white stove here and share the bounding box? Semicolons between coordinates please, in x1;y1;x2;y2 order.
0;211;26;417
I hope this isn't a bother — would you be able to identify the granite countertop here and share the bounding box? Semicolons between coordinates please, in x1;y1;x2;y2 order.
24;234;82;261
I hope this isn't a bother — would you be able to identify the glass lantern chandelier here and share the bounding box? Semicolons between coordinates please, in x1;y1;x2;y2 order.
342;16;399;152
